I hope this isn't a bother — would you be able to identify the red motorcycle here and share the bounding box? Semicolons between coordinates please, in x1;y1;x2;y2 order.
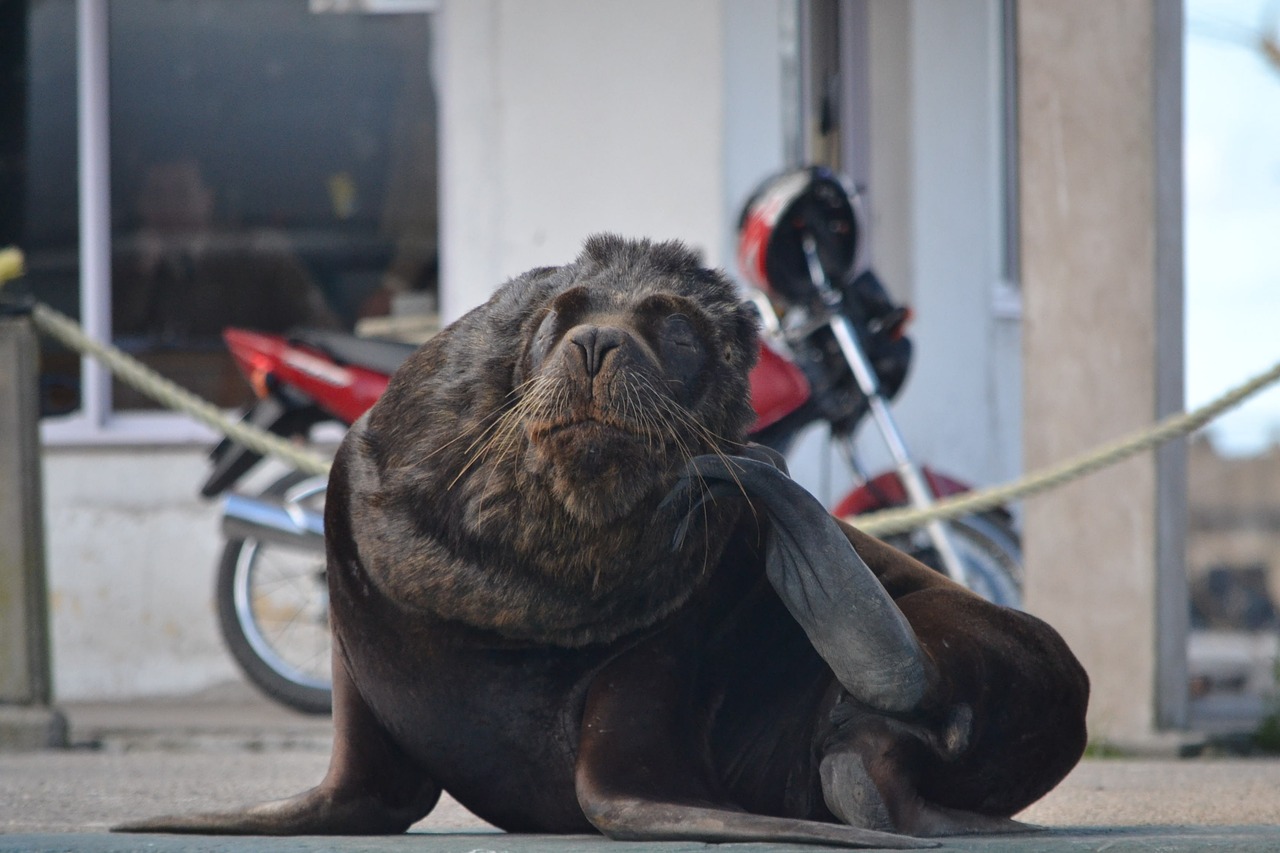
737;167;1021;600
206;167;1020;714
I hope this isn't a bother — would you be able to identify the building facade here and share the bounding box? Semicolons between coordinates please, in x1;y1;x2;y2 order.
10;0;1186;745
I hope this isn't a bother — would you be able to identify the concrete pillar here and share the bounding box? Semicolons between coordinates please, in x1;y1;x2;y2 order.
0;315;67;749
1018;0;1187;744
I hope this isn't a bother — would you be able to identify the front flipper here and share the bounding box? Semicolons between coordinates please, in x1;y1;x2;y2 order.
112;784;437;836
669;454;932;715
114;641;440;835
575;633;936;850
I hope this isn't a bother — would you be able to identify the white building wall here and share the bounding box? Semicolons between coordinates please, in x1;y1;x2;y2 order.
720;0;791;270
898;0;1021;491
44;449;237;699
440;0;736;322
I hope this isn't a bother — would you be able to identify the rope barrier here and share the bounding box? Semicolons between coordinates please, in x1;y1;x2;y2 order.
6;254;1280;536
851;358;1280;536
28;302;332;477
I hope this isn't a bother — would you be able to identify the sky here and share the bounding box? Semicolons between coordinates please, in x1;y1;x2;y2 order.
1185;0;1280;456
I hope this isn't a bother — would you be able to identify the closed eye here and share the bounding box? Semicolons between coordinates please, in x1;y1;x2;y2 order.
664;314;699;348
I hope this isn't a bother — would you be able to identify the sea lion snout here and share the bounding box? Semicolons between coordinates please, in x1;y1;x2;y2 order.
550;320;660;409
566;324;627;378
524;317;683;526
529;317;662;430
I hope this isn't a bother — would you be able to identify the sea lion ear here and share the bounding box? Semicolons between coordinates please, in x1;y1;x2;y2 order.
715;297;760;368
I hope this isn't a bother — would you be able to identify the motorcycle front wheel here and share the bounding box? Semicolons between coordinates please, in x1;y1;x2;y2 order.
885;513;1024;609
216;474;332;715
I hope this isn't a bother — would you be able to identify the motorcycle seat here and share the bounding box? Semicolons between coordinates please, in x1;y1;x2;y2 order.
288;328;418;376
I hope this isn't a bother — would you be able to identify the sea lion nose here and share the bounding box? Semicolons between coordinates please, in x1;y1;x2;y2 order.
568;325;626;377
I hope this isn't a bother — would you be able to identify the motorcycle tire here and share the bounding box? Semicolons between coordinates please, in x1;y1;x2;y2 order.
215;473;333;715
885;512;1024;609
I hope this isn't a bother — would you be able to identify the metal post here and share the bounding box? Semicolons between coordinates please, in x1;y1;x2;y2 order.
1152;0;1188;732
799;234;970;585
78;0;112;426
826;313;971;586
0;315;67;749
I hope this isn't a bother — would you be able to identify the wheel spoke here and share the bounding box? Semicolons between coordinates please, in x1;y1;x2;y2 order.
229;536;333;698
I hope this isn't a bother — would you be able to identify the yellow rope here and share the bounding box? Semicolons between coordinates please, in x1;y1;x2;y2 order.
852;358;1280;536
30;303;331;476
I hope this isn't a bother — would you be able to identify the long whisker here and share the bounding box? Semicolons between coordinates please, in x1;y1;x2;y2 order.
632;377;756;535
447;376;558;491
416;373;546;465
616;374;739;574
637;376;750;495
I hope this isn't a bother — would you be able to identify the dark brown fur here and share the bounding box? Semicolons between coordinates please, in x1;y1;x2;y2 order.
117;235;1088;847
352;235;760;647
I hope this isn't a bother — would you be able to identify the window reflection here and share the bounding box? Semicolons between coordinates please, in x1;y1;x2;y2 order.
112;156;343;408
23;0;437;415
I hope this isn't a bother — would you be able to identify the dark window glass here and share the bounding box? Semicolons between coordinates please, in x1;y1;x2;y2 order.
22;0;437;415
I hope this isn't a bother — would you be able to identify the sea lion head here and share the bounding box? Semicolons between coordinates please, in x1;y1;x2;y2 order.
510;235;758;525
359;235;760;644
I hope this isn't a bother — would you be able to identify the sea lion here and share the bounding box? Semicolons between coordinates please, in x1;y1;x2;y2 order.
118;235;1089;847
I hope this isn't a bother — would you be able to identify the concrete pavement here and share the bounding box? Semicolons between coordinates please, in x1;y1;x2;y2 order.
4;682;1280;850
3;828;1280;853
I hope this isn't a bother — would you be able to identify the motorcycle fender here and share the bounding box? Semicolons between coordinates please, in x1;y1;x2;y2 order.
831;467;973;518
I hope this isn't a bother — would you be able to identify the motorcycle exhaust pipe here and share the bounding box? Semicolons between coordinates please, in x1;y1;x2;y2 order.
221;493;325;552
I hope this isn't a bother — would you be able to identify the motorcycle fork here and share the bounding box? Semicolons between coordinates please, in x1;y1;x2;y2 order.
801;237;969;586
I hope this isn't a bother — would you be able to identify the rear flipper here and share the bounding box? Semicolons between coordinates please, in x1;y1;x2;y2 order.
817;695;1037;837
667;454;1063;837
112;783;439;836
575;621;937;850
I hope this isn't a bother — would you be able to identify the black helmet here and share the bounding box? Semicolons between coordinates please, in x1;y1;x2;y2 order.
736;166;861;306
